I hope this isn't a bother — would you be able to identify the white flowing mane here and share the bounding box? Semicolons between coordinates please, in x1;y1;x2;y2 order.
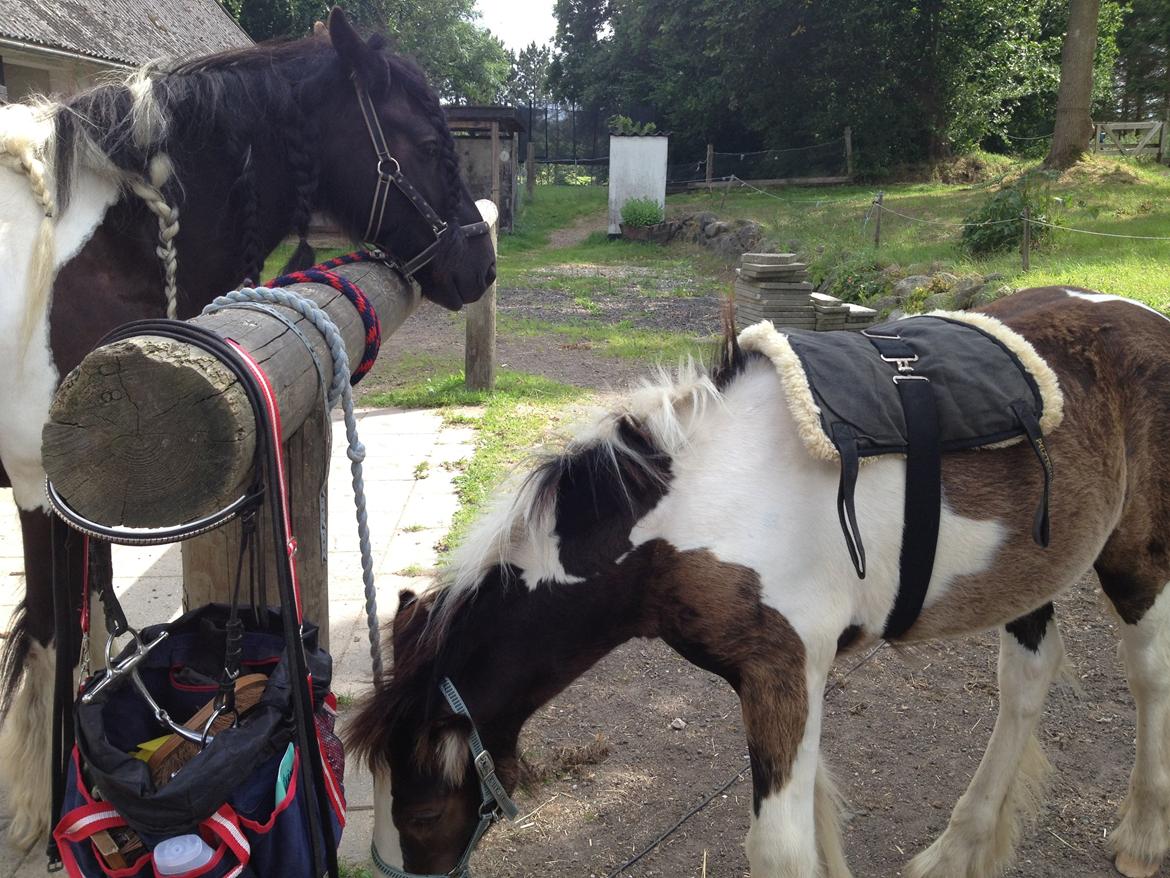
436;360;724;607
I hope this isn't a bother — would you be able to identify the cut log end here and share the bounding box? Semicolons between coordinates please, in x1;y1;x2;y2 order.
43;337;256;528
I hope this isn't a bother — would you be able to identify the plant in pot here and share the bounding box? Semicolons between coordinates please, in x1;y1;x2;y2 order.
620;197;667;242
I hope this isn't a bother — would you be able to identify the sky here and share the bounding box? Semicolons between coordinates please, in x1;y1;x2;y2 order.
476;0;557;51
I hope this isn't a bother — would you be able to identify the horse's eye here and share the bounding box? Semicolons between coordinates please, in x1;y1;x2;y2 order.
405;809;442;826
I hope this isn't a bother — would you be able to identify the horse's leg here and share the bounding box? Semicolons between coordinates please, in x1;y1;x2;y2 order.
907;603;1062;878
1099;570;1170;878
739;640;850;878
0;510;84;849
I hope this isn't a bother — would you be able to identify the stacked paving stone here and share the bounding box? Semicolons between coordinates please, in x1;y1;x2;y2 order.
812;293;847;331
845;302;879;330
734;253;877;332
734;253;816;330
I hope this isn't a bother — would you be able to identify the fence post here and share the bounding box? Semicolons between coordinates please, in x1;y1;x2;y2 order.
706;143;715;188
844;127;853;178
720;175;733;210
465;205;498;391
490;120;501;209
873;191;883;248
1021;205;1031;272
526;140;536;197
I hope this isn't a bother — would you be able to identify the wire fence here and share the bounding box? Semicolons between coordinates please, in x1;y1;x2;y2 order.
529;132;853;187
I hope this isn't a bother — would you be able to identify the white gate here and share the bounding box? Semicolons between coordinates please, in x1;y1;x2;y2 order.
1093;121;1165;159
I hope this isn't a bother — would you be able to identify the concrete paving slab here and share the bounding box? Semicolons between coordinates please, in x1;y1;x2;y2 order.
0;405;471;875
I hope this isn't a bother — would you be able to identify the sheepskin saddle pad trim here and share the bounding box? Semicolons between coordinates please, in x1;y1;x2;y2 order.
739;311;1061;635
738;310;1063;463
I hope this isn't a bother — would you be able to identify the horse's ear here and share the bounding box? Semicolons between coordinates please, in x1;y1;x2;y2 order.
391;592;428;652
328;6;389;94
313;20;327;37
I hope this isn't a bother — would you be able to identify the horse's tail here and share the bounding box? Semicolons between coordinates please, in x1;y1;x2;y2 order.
0;601;32;722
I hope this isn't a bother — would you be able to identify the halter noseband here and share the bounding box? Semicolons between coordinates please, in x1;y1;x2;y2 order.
371;678;518;878
351;76;490;279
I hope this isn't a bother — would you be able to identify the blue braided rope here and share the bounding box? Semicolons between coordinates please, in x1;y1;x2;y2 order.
203;287;383;680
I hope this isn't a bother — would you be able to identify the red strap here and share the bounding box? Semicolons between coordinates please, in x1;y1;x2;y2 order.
80;535;90;634
53;802;252;878
226;340;303;625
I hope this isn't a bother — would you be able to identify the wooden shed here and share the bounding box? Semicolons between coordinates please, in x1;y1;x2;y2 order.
0;0;251;103
444;106;525;233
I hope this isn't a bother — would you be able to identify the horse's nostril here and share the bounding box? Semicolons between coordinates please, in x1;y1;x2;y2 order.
482;262;497;289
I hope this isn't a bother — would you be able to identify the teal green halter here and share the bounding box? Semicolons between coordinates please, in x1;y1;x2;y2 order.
371;678;518;878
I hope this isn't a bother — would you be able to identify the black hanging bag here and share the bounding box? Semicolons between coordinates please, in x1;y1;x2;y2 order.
46;320;346;878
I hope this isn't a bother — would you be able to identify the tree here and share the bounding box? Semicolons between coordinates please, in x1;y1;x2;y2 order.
1046;0;1102;168
220;0;510;103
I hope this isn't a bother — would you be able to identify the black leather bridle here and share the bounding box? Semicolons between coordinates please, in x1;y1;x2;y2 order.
351;76;490;278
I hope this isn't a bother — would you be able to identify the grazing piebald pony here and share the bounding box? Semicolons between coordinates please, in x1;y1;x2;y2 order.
0;7;495;848
351;286;1170;878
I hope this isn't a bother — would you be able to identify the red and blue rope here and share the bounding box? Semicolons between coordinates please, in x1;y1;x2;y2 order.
266;250;382;385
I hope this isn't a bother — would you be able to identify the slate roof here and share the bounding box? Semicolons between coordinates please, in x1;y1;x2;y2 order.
0;0;253;67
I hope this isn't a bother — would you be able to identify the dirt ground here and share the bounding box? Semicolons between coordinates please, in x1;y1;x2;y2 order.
362;288;1138;878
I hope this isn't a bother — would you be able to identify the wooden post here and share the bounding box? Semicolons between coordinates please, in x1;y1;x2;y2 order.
720;175;732;210
511;129;520;225
43;264;419;647
490;120;501;209
844;126;854;178
1021;205;1031;272
465;205;499;391
526;140;536;197
873;191;884;248
706;143;715;188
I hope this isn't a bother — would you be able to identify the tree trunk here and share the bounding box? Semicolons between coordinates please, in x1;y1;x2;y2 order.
1046;0;1102;169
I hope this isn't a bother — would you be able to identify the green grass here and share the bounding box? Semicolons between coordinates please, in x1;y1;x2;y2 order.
365;370;586;552
339;862;371;878
501;185;608;254
665;155;1170;309
498;315;713;362
259;241;350;281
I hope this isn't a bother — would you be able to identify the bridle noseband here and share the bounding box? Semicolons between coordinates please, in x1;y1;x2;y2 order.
351;76;490;279
371;678;518;878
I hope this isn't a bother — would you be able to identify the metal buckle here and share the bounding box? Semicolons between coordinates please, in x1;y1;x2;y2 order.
892;374;930;384
881;354;919;372
861;329;903;340
474;749;495;782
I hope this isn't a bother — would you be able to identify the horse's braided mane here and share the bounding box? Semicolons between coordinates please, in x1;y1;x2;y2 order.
51;34;463;280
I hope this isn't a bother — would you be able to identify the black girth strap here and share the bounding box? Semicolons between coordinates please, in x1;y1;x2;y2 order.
862;331;943;640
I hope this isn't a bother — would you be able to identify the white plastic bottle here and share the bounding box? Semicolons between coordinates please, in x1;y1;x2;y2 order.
154;834;216;875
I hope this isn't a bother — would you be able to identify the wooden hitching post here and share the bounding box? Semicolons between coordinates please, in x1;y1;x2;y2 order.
706;143;715;188
465;205;499;391
873;191;884;248
43;263;419;651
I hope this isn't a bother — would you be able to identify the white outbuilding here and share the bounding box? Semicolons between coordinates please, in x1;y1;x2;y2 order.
608;132;669;236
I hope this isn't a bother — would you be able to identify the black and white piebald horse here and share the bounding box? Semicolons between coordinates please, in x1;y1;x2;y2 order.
0;6;495;847
351;287;1170;878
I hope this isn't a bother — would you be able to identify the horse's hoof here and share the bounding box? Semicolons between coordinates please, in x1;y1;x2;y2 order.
1115;851;1163;878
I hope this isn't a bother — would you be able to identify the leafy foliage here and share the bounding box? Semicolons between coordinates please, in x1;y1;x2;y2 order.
960;173;1054;255
620;197;664;226
547;0;1126;171
607;115;657;135
222;0;510;103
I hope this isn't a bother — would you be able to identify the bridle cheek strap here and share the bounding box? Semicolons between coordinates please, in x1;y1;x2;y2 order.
351;76;490;279
369;678;517;878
